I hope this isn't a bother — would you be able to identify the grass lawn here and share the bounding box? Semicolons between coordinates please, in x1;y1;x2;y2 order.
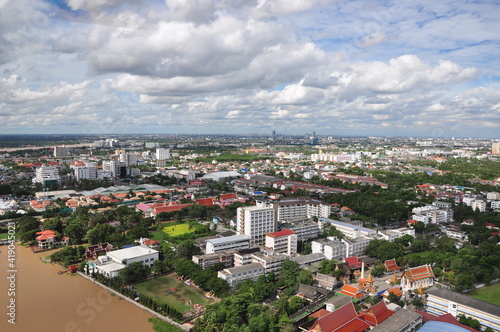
0;233;8;240
162;223;196;237
405;250;435;259
468;283;500;306
148;318;184;332
134;274;213;314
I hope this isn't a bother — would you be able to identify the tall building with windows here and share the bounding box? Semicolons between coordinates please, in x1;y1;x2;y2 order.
156;148;171;160
237;204;276;246
53;145;69;157
32;165;60;185
72;162;97;181
492;142;500;155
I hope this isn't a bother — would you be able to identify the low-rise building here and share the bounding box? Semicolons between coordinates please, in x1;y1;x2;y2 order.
426;287;500;332
205;235;250;254
342;237;371;257
217;263;265;288
192;250;236;270
312;238;347;260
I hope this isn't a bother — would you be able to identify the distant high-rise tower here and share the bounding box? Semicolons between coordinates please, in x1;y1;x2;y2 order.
492;142;500;155
53;145;69;157
156;148;171;160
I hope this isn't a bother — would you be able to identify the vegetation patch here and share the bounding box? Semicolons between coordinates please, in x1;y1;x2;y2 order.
468;283;500;306
134;274;213;314
162;223;196;237
148;318;184;332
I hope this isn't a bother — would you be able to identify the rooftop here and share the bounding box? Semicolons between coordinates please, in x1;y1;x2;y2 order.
426;287;500;317
107;245;158;262
206;234;251;245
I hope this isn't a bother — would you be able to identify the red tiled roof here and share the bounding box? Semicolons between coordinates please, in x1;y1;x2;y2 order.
265;229;296;238
384;259;400;272
359;301;395;326
402;265;435;282
311;302;369;332
344;256;362;269
339;284;364;299
154;203;193;214
220;193;238;200
197;198;215;206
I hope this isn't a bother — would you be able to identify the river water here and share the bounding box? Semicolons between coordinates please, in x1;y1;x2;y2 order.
0;245;154;332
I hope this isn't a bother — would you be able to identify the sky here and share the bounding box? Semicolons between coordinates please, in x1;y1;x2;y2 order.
0;0;499;138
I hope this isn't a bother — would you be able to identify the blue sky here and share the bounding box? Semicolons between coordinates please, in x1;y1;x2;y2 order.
0;0;499;138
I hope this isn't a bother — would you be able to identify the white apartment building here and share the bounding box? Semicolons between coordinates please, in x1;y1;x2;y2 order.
377;228;415;242
156;148;171;160
282;222;320;241
251;253;288;275
471;200;487;212
237;204;276;246
265;230;297;256
205;235;250;254
233;248;261;267
411;205;453;224
192;250;236;270
32;165;60;184
342;237;371;257
318;218;377;239
72;162;97;181
486;192;500;200
491;201;500;210
272;198;331;222
102;160;126;178
311;238;347;260
218;263;265;288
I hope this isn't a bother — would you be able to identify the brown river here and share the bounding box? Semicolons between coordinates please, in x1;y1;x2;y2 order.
0;245;154;332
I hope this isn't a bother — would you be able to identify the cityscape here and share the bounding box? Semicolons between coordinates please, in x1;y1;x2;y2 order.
0;133;499;332
1;0;500;332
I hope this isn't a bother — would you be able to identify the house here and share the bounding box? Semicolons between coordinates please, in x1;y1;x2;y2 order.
85;243;113;259
36;230;69;249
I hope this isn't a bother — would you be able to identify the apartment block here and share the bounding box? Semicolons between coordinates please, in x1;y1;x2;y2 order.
237;204;276;246
217;263;265;288
312;238;347;260
265;229;297;256
318;218;377;239
205;235;250;254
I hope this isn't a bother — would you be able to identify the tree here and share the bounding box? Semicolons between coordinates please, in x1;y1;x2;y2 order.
279;260;300;287
126;225;150;242
370;264;386;277
118;262;151;283
411;298;425;310
85;224;116;245
298;269;314;285
64;218;87;244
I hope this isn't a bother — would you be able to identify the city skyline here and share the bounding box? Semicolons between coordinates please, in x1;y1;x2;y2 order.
0;0;499;138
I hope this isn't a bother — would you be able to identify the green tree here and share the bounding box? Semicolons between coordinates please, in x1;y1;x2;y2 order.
85;224;116;245
279;260;300;287
118;262;151;283
298;269;314;285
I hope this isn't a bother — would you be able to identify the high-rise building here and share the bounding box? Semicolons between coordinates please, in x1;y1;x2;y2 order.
32;165;60;185
156;148;171;160
72;162;97;181
118;153;138;166
102;160;126;178
53;146;69;157
492;142;500;155
237;204;276;246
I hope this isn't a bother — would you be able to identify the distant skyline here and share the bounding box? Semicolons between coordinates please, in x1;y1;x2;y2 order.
0;0;499;138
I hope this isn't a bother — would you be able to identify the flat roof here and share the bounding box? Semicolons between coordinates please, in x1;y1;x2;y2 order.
222;263;264;275
370;308;421;332
292;253;326;265
107;245;158;262
319;218;377;234
97;262;126;273
207;235;250;245
426;287;500;317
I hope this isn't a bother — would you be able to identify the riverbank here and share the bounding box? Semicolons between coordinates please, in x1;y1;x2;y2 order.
0;245;155;332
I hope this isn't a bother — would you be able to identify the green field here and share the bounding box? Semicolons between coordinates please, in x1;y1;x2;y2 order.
162;223;196;237
468;283;500;306
148;318;184;332
405;250;434;259
134;274;213;314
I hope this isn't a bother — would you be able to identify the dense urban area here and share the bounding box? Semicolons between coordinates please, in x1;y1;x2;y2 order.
1;134;500;332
